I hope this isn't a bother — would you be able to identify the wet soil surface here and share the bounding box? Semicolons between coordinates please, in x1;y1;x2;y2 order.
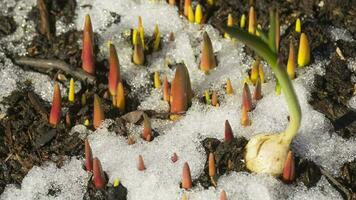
0;0;356;199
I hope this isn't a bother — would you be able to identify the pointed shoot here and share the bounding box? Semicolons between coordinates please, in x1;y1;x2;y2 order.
49;82;61;127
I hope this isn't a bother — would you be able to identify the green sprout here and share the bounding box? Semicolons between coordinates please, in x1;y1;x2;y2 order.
223;9;302;176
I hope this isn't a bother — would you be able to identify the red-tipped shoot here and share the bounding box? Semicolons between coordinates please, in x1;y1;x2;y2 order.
93;157;106;189
93;94;105;129
200;32;216;73
253;78;263;101
85;139;93;171
138;155;146;171
224;120;234;143
282;151;295;183
108;43;121;96
242;82;252;112
182;162;192;189
82;15;95;74
49;82;61;127
220;190;227;200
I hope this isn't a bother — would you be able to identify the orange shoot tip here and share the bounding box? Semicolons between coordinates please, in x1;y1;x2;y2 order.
108;44;121;96
93;157;106;189
65;112;71;127
282;151;295;183
242;82;252;112
200;32;216;73
49;82;61;127
116;82;125;112
128;136;136;145
220;190;227;200
163;76;170;102
182;162;192;189
224;120;233;143
85;139;93;171
248;6;256;34
184;0;191;17
142;113;153;142
171;152;178;163
170;65;191;114
81;31;95;74
168;0;176;5
211;91;219;107
138;155;146;171
297;32;310;67
208;152;216;177
93;94;105;129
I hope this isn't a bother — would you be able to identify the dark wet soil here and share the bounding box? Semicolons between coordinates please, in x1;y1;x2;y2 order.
0;0;356;199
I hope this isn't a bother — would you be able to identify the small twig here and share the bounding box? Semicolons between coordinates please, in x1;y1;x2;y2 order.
37;0;52;40
320;167;351;200
28;91;48;120
15;57;96;84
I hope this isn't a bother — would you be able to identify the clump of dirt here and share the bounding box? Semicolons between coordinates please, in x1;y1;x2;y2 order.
0;89;84;194
0;15;17;38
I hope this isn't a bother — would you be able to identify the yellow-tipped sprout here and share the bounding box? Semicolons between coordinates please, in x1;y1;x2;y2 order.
68;78;75;103
113;179;120;187
188;6;195;23
195;4;203;24
84;118;90;126
154;71;161;89
224;14;234;38
153;24;161;51
295;18;301;33
204;90;211;104
297;33;310;67
207;0;214;6
138;16;145;49
287;41;296;79
248;7;256;34
226;78;233;95
240;14;246;29
250;60;260;85
256;24;262;36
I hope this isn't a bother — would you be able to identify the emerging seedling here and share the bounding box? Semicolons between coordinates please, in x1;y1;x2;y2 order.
226;78;234;95
170;64;193;120
287;41;296;79
181;162;192;190
138;155;146;171
116;82;125;112
224;9;302;176
133;33;145;65
224;120;234;143
240;14;246;29
211;91;219;107
142;113;153;141
85;139;93;171
208;153;217;187
253;78;263;101
297;33;310;67
188;6;195;23
82;15;95;75
220;190;227;200
184;0;191;17
224;14;234;38
295;18;301;33
93;157;106;189
93;94;105;129
200;32;216;73
49;82;61;127
154;71;161;89
248;7;256;34
108;43;121;96
153;24;161;52
163;76;170;102
242;83;252;112
250;59;260;85
282;151;295;183
68;78;75;104
259;63;265;83
194;4;202;24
